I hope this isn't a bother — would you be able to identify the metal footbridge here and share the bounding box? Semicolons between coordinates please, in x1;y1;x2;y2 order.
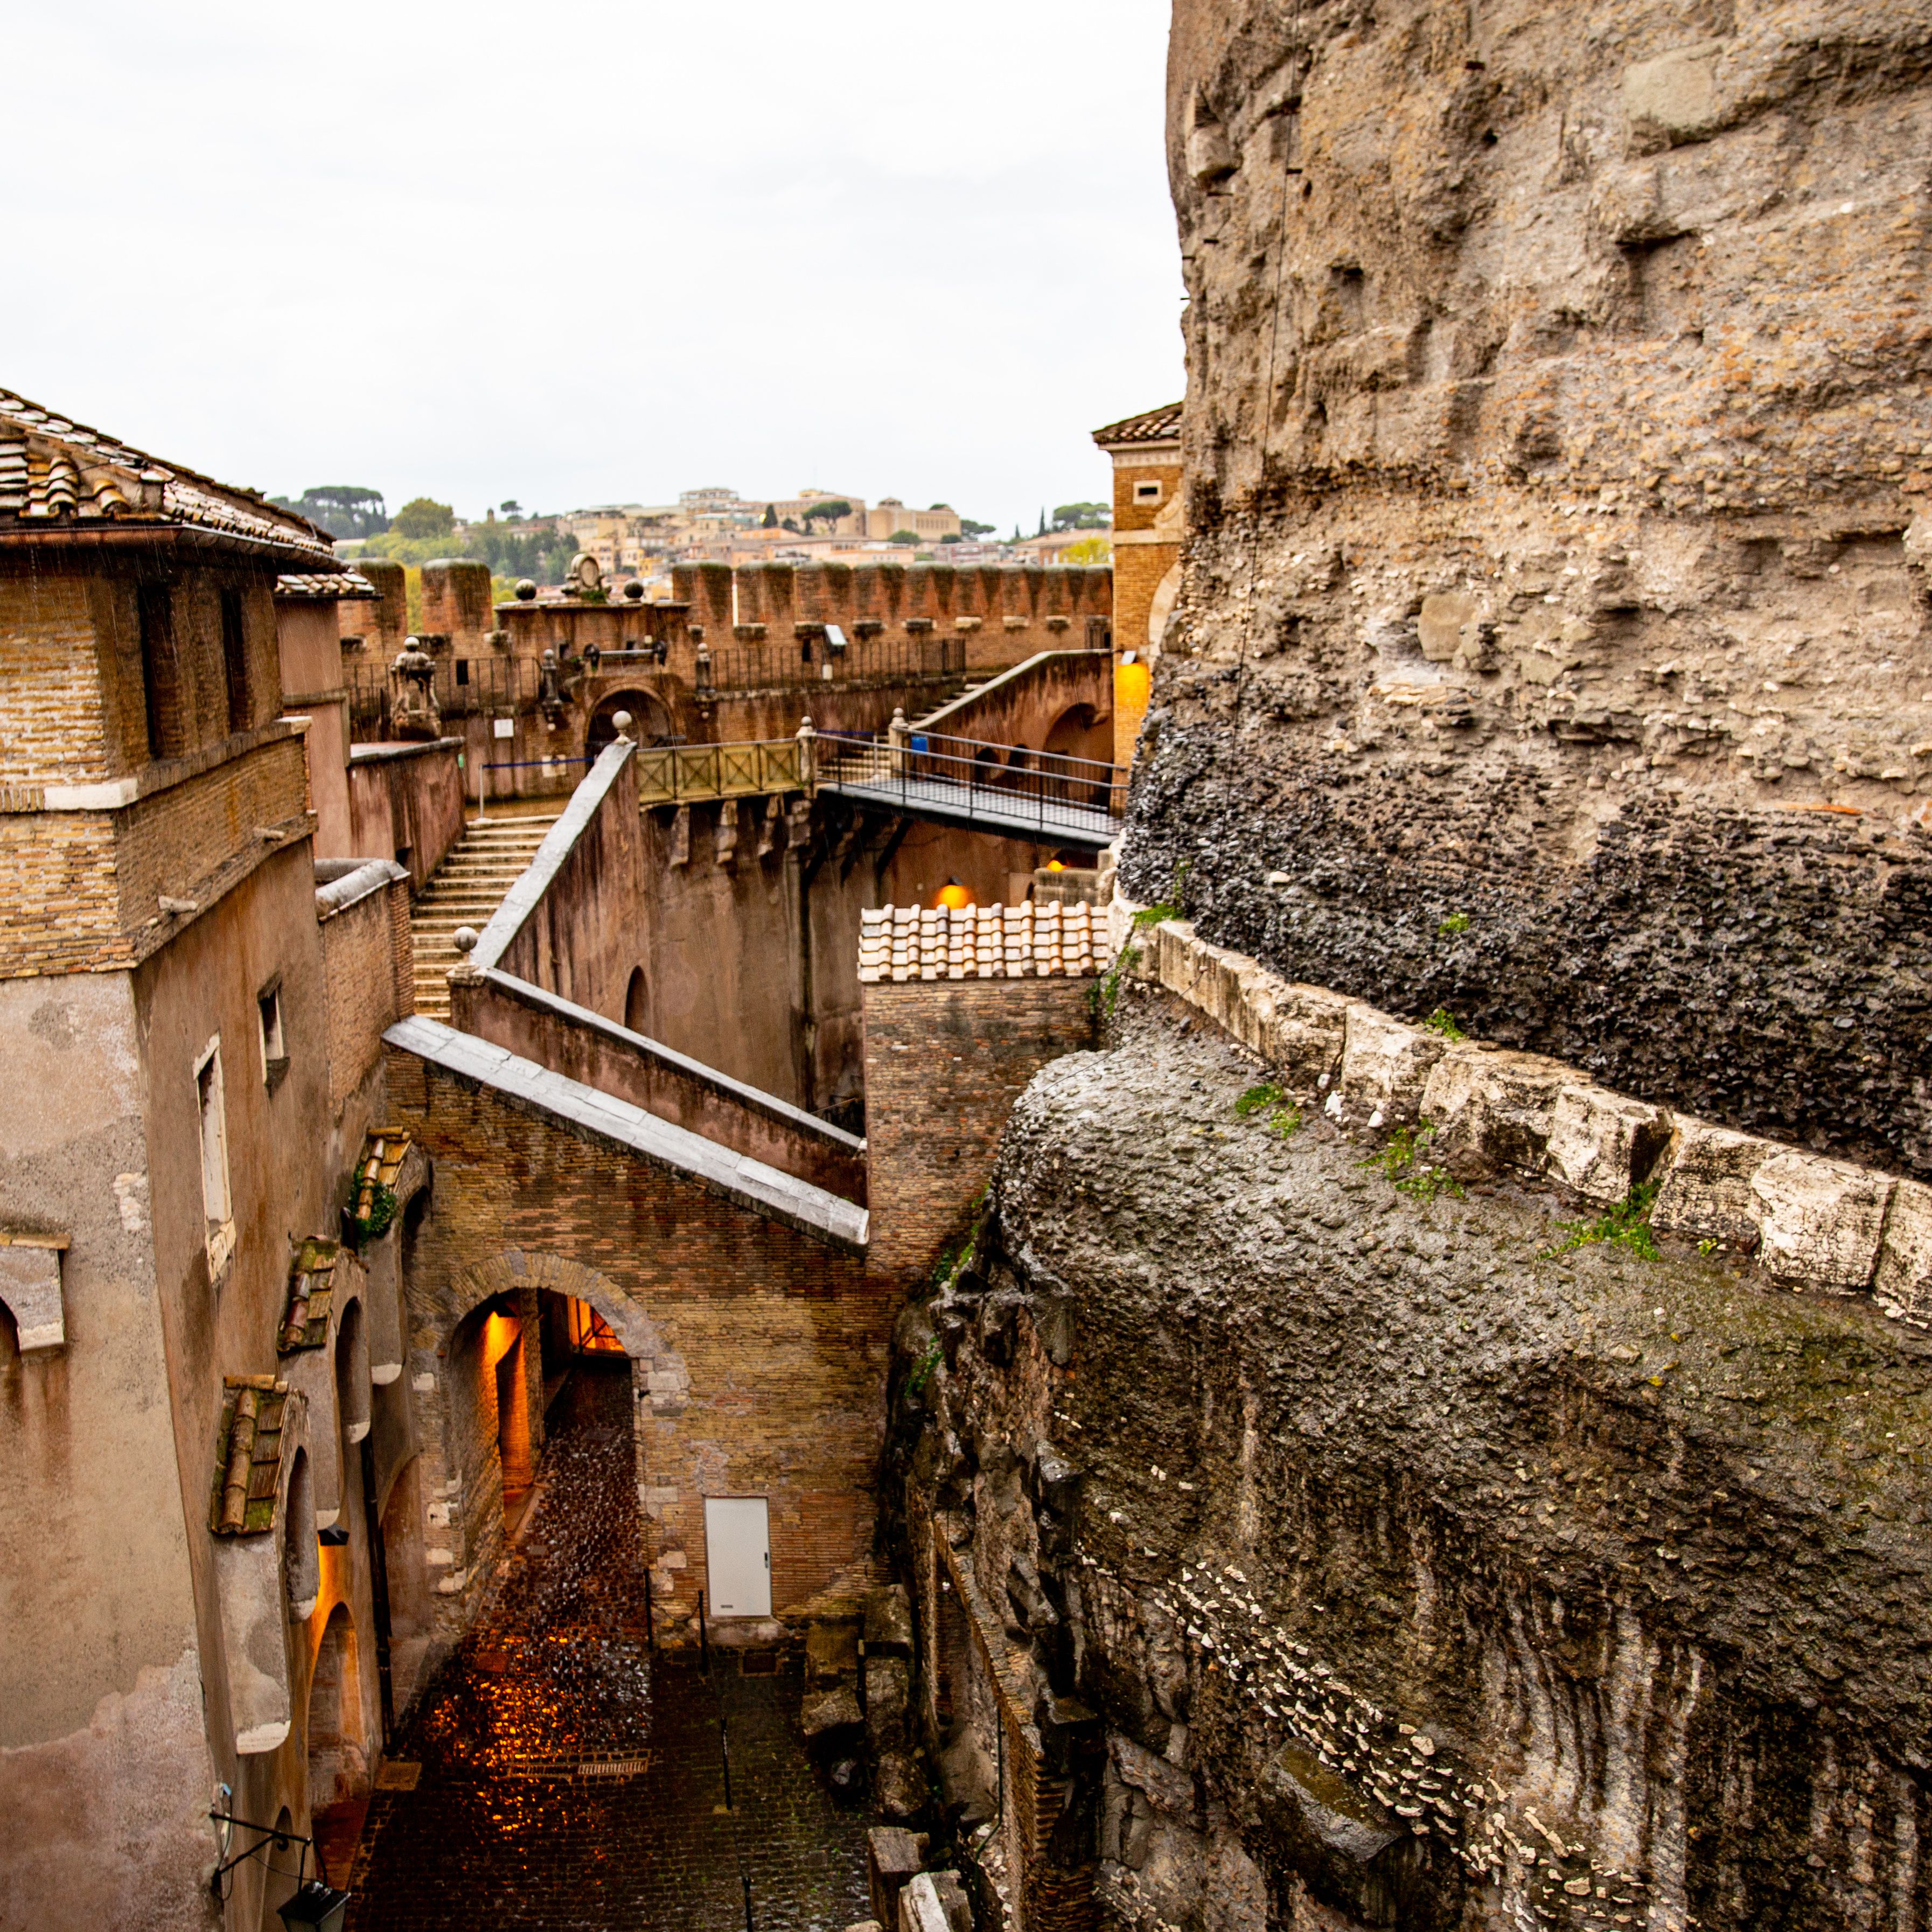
631;725;1125;850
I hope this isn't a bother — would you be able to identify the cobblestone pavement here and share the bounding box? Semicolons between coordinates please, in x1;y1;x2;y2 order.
346;1359;871;1930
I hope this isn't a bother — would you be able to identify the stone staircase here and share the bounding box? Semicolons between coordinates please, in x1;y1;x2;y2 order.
409;814;559;1021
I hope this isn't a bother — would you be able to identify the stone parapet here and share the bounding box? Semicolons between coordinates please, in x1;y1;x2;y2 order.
1111;894;1931;1326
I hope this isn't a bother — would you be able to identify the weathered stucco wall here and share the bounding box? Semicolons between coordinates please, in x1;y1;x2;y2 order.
1128;0;1932;1180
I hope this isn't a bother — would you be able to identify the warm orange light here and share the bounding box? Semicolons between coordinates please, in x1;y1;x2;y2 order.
935;882;972;911
1045;860;1065;872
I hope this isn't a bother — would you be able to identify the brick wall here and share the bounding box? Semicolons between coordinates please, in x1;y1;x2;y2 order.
0;571;116;783
322;883;409;1112
0;732;310;979
703;561;1113;676
385;1045;891;1636
863;979;1097;1287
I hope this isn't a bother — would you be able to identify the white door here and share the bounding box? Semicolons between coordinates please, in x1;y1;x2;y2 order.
704;1497;771;1619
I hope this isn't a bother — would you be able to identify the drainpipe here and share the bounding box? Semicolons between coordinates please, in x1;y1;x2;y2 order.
360;1434;394;1745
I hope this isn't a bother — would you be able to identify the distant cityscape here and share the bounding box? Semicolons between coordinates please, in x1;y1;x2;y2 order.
271;482;1114;596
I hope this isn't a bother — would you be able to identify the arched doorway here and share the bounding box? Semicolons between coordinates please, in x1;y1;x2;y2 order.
624;965;648;1034
587;689;674;759
379;1453;431;1709
257;1807;298;1930
448;1295;536;1543
308;1605;367;1817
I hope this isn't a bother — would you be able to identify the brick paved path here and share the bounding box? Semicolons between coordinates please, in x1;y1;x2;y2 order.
346;1359;870;1930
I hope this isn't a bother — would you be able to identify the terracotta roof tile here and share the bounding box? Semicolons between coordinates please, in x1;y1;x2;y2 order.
856;902;1109;984
279;1238;340;1354
0;388;336;567
352;1128;412;1236
209;1375;293;1535
276;569;380;602
1092;402;1184;450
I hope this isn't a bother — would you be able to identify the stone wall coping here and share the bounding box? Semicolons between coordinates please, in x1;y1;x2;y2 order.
469;739;634;974
383;1014;870;1253
314;856;408;920
1108;892;1931;1327
475;967;867;1157
347;736;463;765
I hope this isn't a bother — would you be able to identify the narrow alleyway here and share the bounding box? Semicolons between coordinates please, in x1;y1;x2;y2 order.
345;1359;870;1930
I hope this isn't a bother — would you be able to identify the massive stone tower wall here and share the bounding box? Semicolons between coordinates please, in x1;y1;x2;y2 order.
1126;0;1932;1177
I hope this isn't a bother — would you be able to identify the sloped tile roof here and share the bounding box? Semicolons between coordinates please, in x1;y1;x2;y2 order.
279;1238;340;1354
857;902;1106;984
0;388;337;567
276;569;379;602
209;1376;293;1535
1091;402;1184;450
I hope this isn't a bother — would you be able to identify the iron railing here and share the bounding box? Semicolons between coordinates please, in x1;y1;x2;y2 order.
346;658;539;735
817;728;1126;843
704;633;966;692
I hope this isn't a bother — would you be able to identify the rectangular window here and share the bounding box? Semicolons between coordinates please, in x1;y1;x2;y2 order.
1134;480;1163;504
195;1038;235;1277
137;582;177;760
257;976;288;1093
220;588;250;736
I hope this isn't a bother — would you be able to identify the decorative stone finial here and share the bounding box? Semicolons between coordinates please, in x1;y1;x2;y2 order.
453;926;479;955
613;710;634;739
623;579;645;601
515;578;536;601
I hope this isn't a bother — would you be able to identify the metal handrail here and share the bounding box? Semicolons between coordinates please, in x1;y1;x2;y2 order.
818;727;1126;839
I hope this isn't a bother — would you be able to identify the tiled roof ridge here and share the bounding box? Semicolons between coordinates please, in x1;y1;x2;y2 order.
276;568;380;602
1092;401;1185;448
858;900;1107;984
0;386;335;563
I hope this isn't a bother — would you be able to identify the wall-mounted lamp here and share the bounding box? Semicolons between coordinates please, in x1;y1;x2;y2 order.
208;1811;350;1929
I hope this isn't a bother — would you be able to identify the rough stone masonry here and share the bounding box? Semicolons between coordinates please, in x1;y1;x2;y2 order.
1126;0;1932;1179
883;7;1932;1931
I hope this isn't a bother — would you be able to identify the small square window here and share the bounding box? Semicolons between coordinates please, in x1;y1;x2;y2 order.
1134;480;1163;504
257;977;289;1093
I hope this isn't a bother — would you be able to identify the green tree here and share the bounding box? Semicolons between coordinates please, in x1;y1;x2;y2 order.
803;499;853;532
1052;501;1110;531
392;496;456;540
761;503;778;528
887;529;919;546
960;518;995;539
269;485;388;540
500;499;522;515
1036;508;1047;537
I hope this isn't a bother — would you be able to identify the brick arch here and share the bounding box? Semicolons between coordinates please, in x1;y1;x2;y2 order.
443;1250;679;1383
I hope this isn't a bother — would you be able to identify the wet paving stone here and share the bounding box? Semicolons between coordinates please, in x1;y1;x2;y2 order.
347;1359;871;1931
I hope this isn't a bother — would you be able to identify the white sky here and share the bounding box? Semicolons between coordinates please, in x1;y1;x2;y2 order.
11;1;1181;534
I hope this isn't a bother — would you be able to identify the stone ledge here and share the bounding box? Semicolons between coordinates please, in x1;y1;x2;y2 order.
1109;895;1930;1324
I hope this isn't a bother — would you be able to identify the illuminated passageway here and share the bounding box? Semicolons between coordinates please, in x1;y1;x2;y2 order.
345;1359;869;1929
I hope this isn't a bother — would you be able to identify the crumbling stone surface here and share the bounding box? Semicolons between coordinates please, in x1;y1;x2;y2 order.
896;993;1932;1930
1126;0;1932;1179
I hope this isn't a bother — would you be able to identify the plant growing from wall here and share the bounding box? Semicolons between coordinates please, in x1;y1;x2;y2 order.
1236;1082;1302;1140
1091;868;1188;1020
1545;1181;1662;1262
1438;912;1470;936
1424;1008;1467;1041
1359;1121;1464;1200
347;1179;397;1247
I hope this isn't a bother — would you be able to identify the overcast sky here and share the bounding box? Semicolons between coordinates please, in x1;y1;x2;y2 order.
12;2;1180;534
